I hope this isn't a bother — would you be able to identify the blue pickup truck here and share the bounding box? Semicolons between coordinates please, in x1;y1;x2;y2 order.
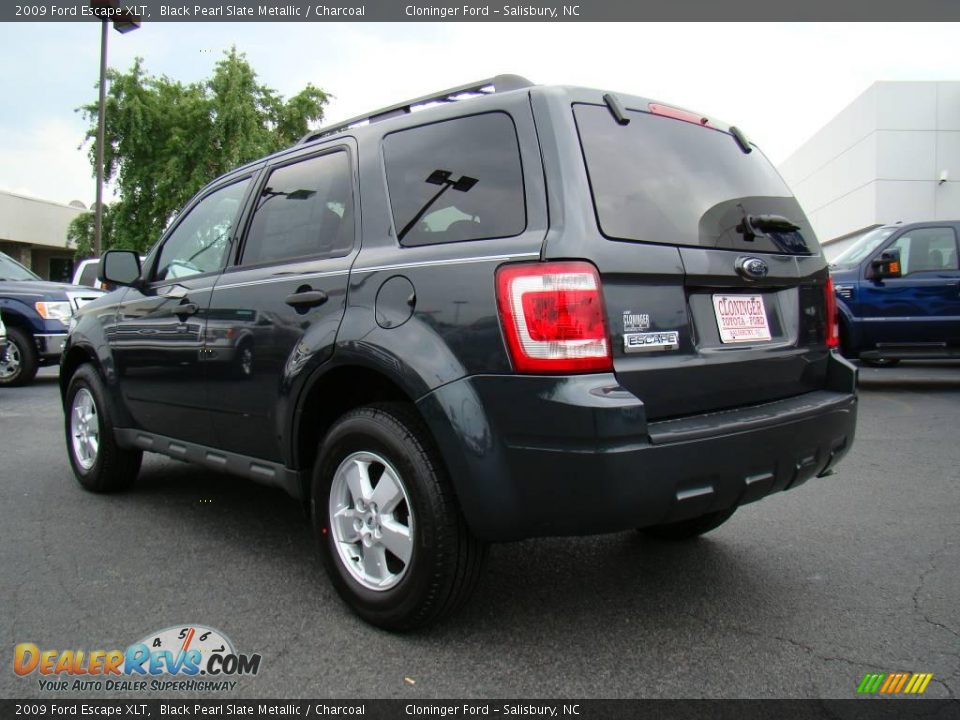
829;221;960;366
0;251;102;386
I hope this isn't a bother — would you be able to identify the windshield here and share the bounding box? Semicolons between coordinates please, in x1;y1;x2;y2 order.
0;252;41;281
829;227;897;267
574;103;819;254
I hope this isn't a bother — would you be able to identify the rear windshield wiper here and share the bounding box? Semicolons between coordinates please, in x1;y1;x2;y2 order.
729;126;752;154
603;93;631;126
737;213;800;241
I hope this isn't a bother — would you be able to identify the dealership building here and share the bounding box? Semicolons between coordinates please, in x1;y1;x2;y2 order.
778;81;960;259
0;190;84;282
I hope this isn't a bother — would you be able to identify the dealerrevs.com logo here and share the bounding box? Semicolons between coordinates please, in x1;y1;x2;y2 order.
13;625;261;692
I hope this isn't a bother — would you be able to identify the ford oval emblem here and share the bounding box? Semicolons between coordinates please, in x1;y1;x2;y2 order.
737;256;768;280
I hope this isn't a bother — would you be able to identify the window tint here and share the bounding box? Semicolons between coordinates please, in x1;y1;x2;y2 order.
574;104;817;254
155;179;250;282
241;151;354;266
383;112;525;246
887;228;959;275
831;226;896;266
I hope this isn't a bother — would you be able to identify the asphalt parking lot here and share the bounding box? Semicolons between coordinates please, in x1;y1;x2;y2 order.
2;363;958;699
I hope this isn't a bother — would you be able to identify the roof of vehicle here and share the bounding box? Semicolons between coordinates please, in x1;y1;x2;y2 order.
211;76;743;192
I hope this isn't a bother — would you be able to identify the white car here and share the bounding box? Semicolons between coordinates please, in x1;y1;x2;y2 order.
72;256;146;290
71;258;105;289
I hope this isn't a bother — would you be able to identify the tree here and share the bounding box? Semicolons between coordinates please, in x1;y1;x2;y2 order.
71;47;330;256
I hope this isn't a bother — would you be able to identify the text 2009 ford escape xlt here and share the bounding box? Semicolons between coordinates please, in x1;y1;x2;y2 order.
61;76;857;630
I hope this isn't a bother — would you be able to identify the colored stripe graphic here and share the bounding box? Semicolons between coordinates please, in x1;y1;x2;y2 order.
910;673;933;694
880;673;900;693
858;672;933;695
858;673;885;694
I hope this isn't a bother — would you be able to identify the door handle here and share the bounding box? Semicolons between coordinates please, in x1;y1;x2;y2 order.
285;289;328;309
175;301;200;319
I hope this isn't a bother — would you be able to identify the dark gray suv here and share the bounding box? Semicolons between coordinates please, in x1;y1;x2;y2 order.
61;76;858;630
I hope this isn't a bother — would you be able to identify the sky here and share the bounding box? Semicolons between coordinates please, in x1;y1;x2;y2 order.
0;21;958;206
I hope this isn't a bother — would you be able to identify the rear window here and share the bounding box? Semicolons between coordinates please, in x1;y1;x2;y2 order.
573;103;818;255
383;112;526;247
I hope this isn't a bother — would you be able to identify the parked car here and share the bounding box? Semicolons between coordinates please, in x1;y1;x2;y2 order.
72;255;146;291
0;251;102;386
830;221;960;366
61;76;858;630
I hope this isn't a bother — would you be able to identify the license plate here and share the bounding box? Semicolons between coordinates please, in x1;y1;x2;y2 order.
712;294;771;344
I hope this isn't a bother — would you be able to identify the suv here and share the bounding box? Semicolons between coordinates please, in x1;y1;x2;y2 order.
829;221;960;366
0;251;102;386
60;76;858;630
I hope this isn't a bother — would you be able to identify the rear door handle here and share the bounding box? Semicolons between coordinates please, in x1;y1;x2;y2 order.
285;289;328;309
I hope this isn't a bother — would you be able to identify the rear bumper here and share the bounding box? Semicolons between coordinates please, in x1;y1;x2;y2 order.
418;353;858;542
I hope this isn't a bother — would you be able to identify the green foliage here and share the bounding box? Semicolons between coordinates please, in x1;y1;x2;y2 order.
75;47;330;255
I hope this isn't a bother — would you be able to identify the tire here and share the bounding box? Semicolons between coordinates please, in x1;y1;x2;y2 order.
64;364;142;492
640;507;737;541
312;402;486;631
0;327;39;387
860;357;900;368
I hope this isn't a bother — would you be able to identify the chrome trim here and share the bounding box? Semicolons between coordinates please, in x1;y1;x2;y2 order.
351;252;540;275
65;290;103;312
215;269;351;291
860;316;960;322
35;333;68;356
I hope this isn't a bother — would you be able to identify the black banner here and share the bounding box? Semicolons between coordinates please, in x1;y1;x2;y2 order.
5;0;960;22
2;700;960;720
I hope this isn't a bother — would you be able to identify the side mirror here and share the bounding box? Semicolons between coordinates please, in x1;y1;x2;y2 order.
100;250;142;288
869;248;902;279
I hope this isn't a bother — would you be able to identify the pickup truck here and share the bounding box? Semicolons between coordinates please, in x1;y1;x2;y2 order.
0;251;102;386
830;221;960;365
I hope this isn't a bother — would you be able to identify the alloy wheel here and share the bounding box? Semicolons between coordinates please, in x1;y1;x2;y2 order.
0;342;21;380
70;388;100;470
328;451;414;591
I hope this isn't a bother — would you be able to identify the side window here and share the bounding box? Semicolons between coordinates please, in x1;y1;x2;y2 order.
241;151;354;266
383;112;526;247
155;179;250;282
78;262;100;287
887;228;959;275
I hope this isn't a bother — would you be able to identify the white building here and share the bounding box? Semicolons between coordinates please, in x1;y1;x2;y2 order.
0;190;85;281
778;81;960;259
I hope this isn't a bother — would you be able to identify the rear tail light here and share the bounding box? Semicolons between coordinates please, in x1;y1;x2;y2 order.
495;261;612;373
824;276;839;349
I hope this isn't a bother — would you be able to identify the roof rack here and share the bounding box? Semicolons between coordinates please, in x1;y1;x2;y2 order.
298;74;534;145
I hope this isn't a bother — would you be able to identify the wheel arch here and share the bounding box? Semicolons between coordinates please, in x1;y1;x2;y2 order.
836;302;859;358
60;343;105;404
290;362;426;504
0;305;40;335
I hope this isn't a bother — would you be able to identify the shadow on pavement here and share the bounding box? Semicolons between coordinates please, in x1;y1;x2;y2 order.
124;459;777;637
